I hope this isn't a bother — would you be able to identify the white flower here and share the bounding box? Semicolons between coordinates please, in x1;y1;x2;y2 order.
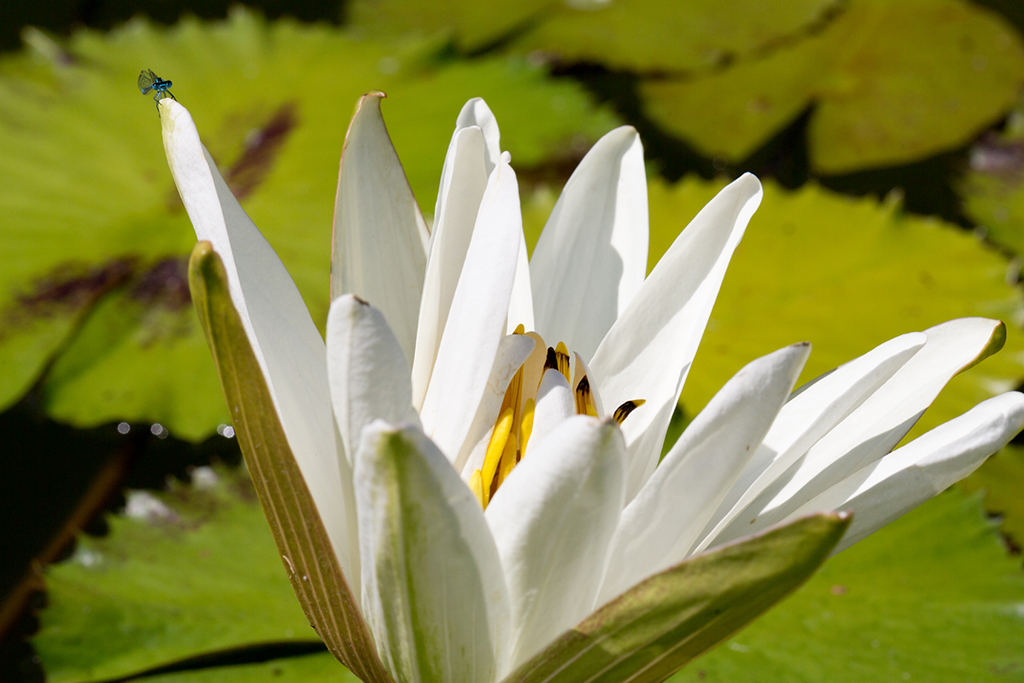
160;94;1024;683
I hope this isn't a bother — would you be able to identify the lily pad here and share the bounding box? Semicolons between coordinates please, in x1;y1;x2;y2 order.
33;467;318;683
127;653;352;683
677;490;1024;682
352;0;843;72
0;11;618;440
958;443;1024;547
639;0;1024;173
504;0;842;74
34;469;1023;682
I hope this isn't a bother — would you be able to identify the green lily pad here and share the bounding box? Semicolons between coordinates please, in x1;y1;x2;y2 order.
352;0;843;73
33;466;318;683
0;11;618;440
676;490;1024;682
506;0;842;74
125;653;352;683
959;443;1024;547
34;468;1023;682
639;0;1024;172
349;0;553;53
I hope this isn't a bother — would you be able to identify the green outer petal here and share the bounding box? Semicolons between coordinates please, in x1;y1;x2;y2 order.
355;422;509;683
188;242;392;683
500;512;850;683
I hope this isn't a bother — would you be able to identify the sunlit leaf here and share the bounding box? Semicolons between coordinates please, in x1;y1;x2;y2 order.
674;491;1024;682
126;653;352;683
639;0;1024;172
509;0;842;74
0;10;618;440
33;467;318;683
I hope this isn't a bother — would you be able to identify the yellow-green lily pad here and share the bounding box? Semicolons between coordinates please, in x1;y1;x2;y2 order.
639;0;1024;173
0;11;618;440
508;0;842;74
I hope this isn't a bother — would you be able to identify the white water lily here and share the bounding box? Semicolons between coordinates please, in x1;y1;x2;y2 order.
161;93;1024;683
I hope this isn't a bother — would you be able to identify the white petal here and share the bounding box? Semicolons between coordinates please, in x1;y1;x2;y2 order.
789;392;1024;553
327;294;420;466
455;97;502;175
419;154;523;461
356;422;510;683
485;416;626;669
590;174;762;500
332;93;429;365
531;127;649;361
161;100;355;579
719;318;1007;540
507;229;535;333
529;368;575;448
457;334;537;477
690;332;927;555
598;343;809;605
412;126;489;410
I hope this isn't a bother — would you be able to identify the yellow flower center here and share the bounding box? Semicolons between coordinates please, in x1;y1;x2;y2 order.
469;325;645;508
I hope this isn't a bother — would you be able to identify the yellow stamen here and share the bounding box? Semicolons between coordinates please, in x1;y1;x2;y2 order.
469;469;485;507
520;398;535;455
574;375;598;416
480;407;514;506
513;323;526;335
613;399;646;424
494;432;518;490
554;342;571;383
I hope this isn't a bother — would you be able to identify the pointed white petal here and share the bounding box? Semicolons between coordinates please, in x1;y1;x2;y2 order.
691;332;926;555
161;100;354;579
455;97;502;175
420;155;523;461
590;174;762;500
356;422;510;683
531;127;649;360
327;294;420;466
412;126;489;410
457;334;537;477
332;93;429;365
529;368;575;449
598;344;808;605
718;318;1007;541
507;229;535;333
485;416;626;669
790;392;1024;553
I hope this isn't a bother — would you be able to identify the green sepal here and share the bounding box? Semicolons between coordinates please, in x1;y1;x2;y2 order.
187;242;393;683
502;512;851;683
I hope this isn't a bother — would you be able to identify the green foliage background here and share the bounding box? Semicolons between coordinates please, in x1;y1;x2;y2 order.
2;0;1024;681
